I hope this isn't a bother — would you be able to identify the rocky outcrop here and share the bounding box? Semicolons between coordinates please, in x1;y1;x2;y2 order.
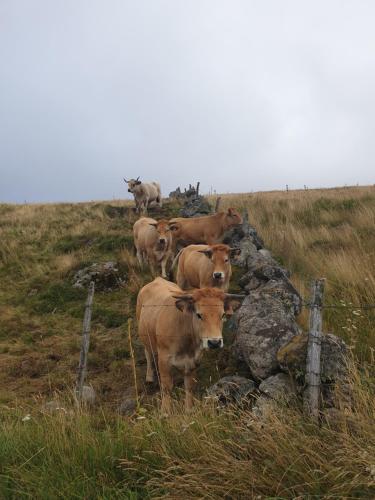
277;333;348;381
278;332;350;408
180;195;212;217
233;292;302;379
259;373;296;402
224;213;303;380
72;262;125;291
206;376;256;405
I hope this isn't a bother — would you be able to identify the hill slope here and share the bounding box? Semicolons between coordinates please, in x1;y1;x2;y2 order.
0;186;374;498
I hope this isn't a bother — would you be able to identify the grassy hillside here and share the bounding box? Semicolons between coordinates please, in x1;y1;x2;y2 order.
0;186;374;498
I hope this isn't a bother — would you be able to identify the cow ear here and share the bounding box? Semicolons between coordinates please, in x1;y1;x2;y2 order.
168;224;179;232
173;295;194;312
227;208;233;216
198;249;213;258
136;180;142;185
149;223;157;228
230;247;241;258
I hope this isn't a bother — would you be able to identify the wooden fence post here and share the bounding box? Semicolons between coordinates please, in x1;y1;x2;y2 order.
76;281;95;401
127;318;140;411
304;278;325;420
215;196;222;212
196;181;200;197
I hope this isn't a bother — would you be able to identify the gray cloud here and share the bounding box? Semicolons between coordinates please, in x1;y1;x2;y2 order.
0;0;374;202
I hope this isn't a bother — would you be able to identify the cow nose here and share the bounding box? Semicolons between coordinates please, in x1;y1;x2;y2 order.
213;272;224;280
207;339;222;349
159;238;166;243
128;189;132;192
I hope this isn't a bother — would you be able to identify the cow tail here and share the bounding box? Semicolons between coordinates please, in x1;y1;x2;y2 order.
171;248;183;272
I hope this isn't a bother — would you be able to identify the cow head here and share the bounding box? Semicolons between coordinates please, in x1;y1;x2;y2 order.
124;177;141;193
149;219;172;249
173;288;244;349
198;244;241;284
224;208;243;228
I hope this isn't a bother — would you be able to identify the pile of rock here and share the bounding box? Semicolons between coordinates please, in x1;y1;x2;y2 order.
207;212;350;413
72;261;125;291
179;196;212;217
169;182;213;217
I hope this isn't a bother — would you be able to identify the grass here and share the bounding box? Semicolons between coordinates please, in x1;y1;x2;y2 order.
211;186;375;361
0;186;374;498
0;366;374;498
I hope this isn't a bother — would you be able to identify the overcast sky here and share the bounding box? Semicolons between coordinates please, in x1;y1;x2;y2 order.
0;1;374;203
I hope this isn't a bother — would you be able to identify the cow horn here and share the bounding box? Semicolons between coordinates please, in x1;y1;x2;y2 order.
136;176;140;181
123;177;128;183
225;293;246;300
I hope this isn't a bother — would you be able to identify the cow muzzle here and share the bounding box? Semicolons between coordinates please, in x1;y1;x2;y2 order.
202;338;223;349
213;272;224;281
128;189;132;193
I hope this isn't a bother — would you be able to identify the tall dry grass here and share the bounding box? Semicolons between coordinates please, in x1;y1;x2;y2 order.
211;186;375;359
0;363;374;498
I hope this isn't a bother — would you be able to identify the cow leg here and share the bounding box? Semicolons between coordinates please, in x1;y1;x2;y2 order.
149;258;156;277
184;369;197;411
143;197;149;214
144;347;155;383
158;352;173;414
160;256;168;279
136;248;143;267
157;195;162;208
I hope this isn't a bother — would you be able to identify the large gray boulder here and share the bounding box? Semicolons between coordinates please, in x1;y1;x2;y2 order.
179;195;212;217
277;332;350;408
233;292;302;380
72;261;125;291
206;375;256;405
259;373;296;402
277;333;349;381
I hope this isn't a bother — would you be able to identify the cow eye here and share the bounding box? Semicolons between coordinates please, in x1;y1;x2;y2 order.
225;258;229;262
196;312;203;320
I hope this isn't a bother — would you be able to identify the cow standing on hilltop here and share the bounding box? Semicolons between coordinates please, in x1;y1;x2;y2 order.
124;177;162;214
133;217;173;278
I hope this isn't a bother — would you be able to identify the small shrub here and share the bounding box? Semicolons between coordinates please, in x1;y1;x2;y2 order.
32;282;86;314
92;307;128;328
54;233;98;253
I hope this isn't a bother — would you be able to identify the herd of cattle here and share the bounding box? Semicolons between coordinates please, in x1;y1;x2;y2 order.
125;178;245;413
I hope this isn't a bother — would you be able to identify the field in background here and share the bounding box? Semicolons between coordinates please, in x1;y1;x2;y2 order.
0;185;374;498
212;185;375;361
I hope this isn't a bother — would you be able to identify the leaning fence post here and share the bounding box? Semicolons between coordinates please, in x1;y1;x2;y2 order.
76;281;95;402
304;278;325;420
215;196;222;212
196;181;200;197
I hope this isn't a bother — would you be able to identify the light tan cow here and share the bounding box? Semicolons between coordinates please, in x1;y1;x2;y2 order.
133;217;172;278
175;244;241;291
136;277;243;412
124;177;162;213
168;208;243;246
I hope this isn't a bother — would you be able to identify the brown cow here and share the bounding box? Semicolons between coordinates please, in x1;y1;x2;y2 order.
168;208;243;246
133;217;172;278
175;244;241;291
124;177;162;213
136;277;243;412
